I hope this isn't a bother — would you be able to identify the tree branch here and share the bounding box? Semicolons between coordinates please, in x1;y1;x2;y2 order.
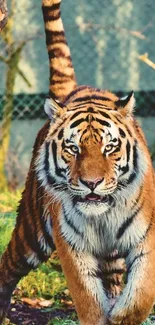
0;0;8;31
17;67;32;88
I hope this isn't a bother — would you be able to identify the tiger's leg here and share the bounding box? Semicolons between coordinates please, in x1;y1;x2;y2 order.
0;185;55;323
56;249;105;324
107;242;155;325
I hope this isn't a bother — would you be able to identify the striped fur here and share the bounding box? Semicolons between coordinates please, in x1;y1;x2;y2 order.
42;0;77;101
0;1;155;325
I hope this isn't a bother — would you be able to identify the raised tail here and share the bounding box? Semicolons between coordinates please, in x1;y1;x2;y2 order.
42;0;77;102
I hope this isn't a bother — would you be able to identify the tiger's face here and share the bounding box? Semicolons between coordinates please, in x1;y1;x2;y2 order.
36;87;145;217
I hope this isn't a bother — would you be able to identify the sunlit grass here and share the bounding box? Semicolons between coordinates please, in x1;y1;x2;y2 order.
0;189;21;213
18;258;67;300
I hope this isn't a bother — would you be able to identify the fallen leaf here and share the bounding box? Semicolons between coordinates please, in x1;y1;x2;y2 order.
60;299;73;306
21;297;53;309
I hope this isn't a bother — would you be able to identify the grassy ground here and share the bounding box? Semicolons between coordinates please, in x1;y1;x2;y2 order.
0;190;155;325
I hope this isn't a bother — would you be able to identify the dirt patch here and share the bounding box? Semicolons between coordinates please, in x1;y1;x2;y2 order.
7;302;76;325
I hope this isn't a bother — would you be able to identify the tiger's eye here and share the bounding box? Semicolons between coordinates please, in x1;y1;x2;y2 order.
70;145;79;154
105;144;113;152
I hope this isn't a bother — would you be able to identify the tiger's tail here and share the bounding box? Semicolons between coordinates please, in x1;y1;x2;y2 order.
42;0;77;102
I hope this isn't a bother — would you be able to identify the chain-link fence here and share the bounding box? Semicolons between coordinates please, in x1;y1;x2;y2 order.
0;0;155;188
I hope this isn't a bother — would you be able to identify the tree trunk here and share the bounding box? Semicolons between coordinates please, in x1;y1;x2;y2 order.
0;46;23;191
0;0;8;31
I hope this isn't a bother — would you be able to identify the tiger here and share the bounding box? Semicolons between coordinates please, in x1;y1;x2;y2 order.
0;0;155;324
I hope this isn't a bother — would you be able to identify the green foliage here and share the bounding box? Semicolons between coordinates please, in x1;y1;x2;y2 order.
0;190;21;255
18;260;67;300
47;319;78;325
143;319;155;325
0;213;15;255
0;189;21;213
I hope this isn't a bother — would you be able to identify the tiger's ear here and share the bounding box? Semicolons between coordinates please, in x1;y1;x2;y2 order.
44;97;65;121
115;91;135;118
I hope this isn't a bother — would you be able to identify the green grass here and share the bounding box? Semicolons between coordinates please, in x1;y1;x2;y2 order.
18;259;67;300
47;320;78;325
0;213;16;255
0;190;21;254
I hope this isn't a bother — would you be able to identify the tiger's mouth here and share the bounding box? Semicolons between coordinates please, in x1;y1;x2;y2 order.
74;193;114;204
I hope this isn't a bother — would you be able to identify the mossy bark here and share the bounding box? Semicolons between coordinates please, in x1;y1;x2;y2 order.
0;46;23;191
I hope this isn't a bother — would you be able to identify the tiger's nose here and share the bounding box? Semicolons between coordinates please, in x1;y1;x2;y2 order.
79;177;104;191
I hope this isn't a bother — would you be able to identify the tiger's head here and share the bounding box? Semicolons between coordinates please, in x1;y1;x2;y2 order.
36;86;147;217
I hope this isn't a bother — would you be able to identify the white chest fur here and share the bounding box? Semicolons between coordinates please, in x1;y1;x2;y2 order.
59;196;147;257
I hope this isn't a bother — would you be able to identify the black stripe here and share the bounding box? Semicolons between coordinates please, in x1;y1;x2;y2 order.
52;140;66;177
126;142;139;184
112;146;120;155
45;14;61;22
104;253;124;262
50;67;74;79
36;186;55;251
70;110;88;120
49;49;71;61
39;216;55;252
73;95;111;103
20;182;47;264
49;118;68;138
42;3;60;13
127;171;136;184
43;11;61;23
126;126;132;137
120;141;138;179
45;30;65;46
96;118;111;127
14;229;36;271
119;128;126;138
63;210;83;238
126;140;131;163
44;142;55;184
131;186;143;210
58;128;64;140
133;141;138;171
68;102;111;110
98;111;111;119
127;252;145;274
114;116;122;123
65;86;89;102
4;247;28;279
23;198;47;263
119;164;129;175
102;268;125;275
117;205;142;239
70;118;85;129
48;39;67;46
7;241;30;278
